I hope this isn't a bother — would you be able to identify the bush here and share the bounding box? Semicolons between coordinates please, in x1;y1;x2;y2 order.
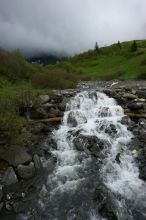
31;68;77;89
141;59;146;66
0;89;31;146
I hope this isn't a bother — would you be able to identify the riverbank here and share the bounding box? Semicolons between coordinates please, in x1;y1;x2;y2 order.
1;80;146;219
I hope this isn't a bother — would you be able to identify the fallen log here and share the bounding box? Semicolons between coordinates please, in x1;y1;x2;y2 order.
125;112;146;118
29;117;63;124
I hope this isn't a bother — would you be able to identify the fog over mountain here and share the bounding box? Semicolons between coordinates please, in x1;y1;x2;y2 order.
0;0;146;56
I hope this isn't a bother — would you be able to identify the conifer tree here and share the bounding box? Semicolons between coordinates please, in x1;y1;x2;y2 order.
94;42;100;54
130;40;138;52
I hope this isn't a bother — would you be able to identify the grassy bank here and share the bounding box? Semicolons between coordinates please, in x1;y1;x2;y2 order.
57;39;146;80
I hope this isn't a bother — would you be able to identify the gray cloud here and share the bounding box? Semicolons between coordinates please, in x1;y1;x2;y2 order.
0;0;146;56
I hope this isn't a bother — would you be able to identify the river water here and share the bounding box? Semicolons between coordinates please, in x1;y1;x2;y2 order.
20;90;146;220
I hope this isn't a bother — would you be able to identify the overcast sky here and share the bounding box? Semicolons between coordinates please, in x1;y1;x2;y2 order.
0;0;146;56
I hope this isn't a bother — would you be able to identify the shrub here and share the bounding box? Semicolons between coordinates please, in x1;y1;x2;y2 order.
0;89;31;146
31;68;77;89
130;40;138;52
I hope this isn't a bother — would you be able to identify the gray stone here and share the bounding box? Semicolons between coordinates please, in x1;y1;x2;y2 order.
73;134;104;156
39;95;50;104
0;146;32;167
33;154;42;170
59;96;71;111
123;93;137;99
5;202;12;211
29;107;48;119
0;185;3;201
2;167;18;185
127;102;144;110
0;202;4;212
67;111;87;127
17;162;35;179
42;103;56;111
48;107;61;117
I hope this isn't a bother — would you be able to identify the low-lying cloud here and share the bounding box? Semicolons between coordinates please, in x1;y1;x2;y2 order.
0;0;146;56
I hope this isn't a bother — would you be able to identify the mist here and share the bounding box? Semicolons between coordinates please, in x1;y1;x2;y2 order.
0;0;146;56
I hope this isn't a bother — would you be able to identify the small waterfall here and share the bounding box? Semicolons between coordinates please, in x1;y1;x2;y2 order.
40;90;146;219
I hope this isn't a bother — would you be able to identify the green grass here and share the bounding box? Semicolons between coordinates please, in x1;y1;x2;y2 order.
57;39;146;81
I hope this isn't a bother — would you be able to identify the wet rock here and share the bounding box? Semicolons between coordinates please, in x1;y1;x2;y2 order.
47;157;57;172
17;162;35;179
39;95;50;104
98;107;111;117
59;96;71;111
50;94;63;104
127;102;144;110
105;124;117;135
123;93;137;99
0;185;3;201
67;111;87;127
93;185;118;220
33;154;42;170
73;134;104;156
139;166;146;180
5;202;12;211
2;167;18;185
136;91;146;99
48;107;61;118
0;202;4;212
115;153;121;164
0;146;32;167
121;116;130;125
42;103;56;111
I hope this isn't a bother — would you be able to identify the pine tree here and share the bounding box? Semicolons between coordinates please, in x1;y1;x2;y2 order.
94;42;100;54
117;40;121;49
130;40;138;52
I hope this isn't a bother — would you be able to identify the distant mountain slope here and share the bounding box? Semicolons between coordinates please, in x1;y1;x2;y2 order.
57;39;146;80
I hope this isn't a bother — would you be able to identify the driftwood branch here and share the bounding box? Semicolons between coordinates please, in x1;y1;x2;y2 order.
125;112;146;118
29;117;63;124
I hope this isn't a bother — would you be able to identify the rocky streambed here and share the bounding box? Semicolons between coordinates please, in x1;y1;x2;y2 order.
1;80;146;220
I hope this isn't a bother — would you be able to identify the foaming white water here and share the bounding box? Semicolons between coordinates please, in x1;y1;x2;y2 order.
50;90;146;202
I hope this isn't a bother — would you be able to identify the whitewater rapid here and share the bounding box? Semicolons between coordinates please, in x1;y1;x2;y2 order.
40;90;146;220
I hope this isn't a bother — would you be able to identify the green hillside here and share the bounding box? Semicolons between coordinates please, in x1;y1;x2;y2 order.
57;39;146;80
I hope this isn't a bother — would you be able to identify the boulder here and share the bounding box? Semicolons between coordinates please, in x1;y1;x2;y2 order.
33;154;42;170
104;124;117;135
0;146;32;167
136;91;146;99
0;202;4;212
29;107;48;119
48;107;61;118
0;185;3;201
2;167;18;185
127;102;144;110
39;95;50;104
73;134;104;156
17;162;35;179
67;111;87;127
98;107;111;117
42;103;56;111
59;96;70;111
123;93;137;99
139;167;146;180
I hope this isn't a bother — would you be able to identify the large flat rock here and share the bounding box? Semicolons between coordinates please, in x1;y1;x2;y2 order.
0;146;32;166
